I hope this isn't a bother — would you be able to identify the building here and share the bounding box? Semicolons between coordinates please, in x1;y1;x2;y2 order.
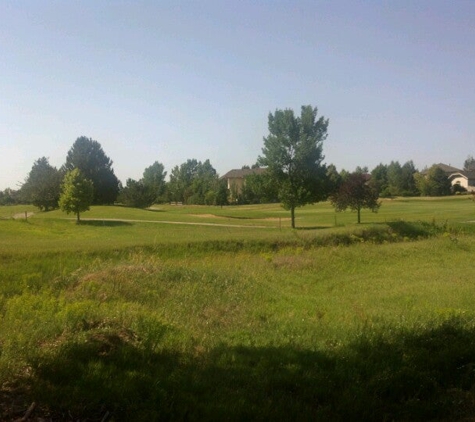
448;170;475;192
221;168;266;198
426;163;475;192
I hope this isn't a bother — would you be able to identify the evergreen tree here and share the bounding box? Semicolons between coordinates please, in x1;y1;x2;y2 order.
64;136;119;205
118;179;155;208
21;157;62;210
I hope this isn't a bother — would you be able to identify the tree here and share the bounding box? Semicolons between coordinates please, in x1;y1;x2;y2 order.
240;172;279;204
370;161;418;197
464;155;475;171
330;172;380;224
21;157;62;211
64;136;119;205
59;168;94;223
142;161;167;203
0;188;21;205
167;159;199;203
167;159;219;205
258;105;328;228
386;161;403;196
190;160;218;205
370;163;389;196
325;164;342;197
118;178;155;208
415;166;451;196
400;161;418;196
215;179;229;207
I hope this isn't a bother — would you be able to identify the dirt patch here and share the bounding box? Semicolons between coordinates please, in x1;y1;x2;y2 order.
12;212;34;219
190;214;290;222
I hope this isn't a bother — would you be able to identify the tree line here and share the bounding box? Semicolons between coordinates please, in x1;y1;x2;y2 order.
2;106;472;226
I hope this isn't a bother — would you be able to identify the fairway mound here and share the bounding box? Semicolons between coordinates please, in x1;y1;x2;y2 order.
190;213;221;218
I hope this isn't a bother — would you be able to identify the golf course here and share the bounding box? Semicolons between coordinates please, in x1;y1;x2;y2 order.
1;196;475;421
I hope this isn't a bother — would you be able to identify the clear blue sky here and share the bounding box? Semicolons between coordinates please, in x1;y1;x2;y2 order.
1;0;474;190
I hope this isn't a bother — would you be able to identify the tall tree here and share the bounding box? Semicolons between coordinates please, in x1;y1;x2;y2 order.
59;168;94;223
190;160;218;205
142;161;167;203
370;163;389;196
258;105;328;228
215;179;229;207
167;159;199;203
330;172;381;224
400;161;418;196
64;136;119;205
464;155;475;171
167;159;218;205
21;157;62;211
386;161;403;196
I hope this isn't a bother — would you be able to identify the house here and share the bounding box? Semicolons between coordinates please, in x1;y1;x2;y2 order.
221;167;266;196
425;163;475;192
448;171;475;192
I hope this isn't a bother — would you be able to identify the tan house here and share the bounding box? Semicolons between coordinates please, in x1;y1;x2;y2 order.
426;163;475;192
221;168;266;198
448;171;475;192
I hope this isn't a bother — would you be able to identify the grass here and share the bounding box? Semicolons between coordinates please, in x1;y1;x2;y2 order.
1;197;475;420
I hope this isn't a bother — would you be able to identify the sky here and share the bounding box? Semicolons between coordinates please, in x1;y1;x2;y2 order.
1;0;475;190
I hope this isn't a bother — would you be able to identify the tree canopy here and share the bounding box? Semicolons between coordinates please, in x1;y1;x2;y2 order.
64;137;119;205
168;159;219;205
258;105;328;228
59;168;94;223
464;155;475;172
415;166;452;196
118;178;156;209
142;161;167;203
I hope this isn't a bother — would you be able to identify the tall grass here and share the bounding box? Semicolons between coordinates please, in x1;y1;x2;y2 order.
1;199;475;420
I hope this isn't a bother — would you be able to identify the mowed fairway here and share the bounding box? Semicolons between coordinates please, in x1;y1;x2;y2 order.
1;197;475;420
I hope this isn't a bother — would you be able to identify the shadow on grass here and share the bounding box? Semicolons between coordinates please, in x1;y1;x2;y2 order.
78;220;133;227
9;318;474;421
114;205;165;213
294;225;329;230
387;220;446;238
144;208;166;213
221;215;255;220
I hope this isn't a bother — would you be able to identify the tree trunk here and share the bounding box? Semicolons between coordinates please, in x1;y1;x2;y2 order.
76;212;80;224
357;207;361;224
291;206;295;229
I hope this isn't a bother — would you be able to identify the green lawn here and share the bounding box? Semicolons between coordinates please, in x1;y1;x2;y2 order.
1;198;475;420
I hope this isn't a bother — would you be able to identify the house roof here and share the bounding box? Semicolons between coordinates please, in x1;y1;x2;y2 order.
434;163;463;174
420;163;462;175
221;168;267;179
448;170;475;180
